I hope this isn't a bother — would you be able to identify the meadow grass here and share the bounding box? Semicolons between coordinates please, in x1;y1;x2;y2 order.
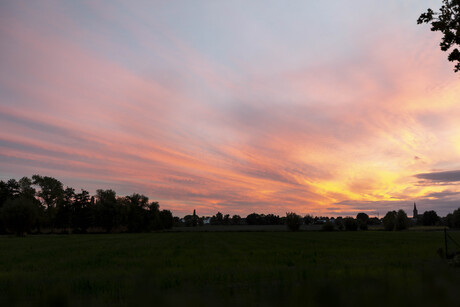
0;230;459;306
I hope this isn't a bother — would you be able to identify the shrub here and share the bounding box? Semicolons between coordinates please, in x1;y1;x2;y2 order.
343;217;358;231
322;221;335;231
335;217;344;230
356;213;369;230
358;221;368;231
304;214;314;225
383;211;397;231
231;215;241;225
395;210;409;231
286;212;302;231
160;210;174;229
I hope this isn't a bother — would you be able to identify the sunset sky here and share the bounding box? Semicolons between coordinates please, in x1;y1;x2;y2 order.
1;0;460;217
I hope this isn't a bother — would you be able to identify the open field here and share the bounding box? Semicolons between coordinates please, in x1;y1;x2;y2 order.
1;231;459;306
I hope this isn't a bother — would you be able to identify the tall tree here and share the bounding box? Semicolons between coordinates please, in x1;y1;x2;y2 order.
356;212;369;230
32;175;64;233
0;179;20;207
18;177;36;199
231;215;241;225
160;210;174;229
94;189;118;233
382;211;397;231
211;212;224;225
418;0;460;72
124;193;149;232
72;189;93;233
395;210;410;231
148;201;162;230
55;187;75;232
32;175;64;208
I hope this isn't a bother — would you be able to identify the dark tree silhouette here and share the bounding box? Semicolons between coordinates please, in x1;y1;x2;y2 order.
182;209;200;227
383;211;397;231
451;207;460;228
335;216;344;230
0;175;175;234
211;212;224;225
0;197;39;236
422;210;440;226
418;0;460;72
304;214;314;225
94;189;118;233
0;179;20;207
223;214;230;225
124;193;149;232
55;187;75;233
356;212;369;230
395;210;409;231
183;215;195;227
32;175;64;208
343;217;358;231
148;201;163;230
72;189;93;233
32;175;64;233
368;217;381;225
231;214;241;225
159;210;174;229
245;213;261;225
18;177;36;199
286;212;302;231
264;214;282;225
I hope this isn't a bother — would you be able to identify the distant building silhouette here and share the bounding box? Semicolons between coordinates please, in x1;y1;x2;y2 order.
412;202;422;221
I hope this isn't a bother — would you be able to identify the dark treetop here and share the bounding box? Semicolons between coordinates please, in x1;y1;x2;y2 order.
418;0;460;72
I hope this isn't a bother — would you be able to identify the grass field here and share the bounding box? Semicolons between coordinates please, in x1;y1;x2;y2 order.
1;230;459;306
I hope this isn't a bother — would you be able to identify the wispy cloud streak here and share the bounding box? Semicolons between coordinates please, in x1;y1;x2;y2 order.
1;1;460;216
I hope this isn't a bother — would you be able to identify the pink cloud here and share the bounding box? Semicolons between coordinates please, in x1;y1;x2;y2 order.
2;1;460;217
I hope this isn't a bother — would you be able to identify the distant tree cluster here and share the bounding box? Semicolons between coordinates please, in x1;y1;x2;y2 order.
382;210;410;231
245;213;284;225
0;175;173;235
303;213;381;232
180;212;284;227
421;210;440;226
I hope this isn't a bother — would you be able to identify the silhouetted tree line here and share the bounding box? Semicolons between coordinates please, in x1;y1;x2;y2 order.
245;213;284;225
179;211;285;226
0;175;173;235
3;175;460;235
179;208;460;232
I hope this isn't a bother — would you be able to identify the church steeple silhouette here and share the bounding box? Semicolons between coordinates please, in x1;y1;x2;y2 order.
413;202;418;219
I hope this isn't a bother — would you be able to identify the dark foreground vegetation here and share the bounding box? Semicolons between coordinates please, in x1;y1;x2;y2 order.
0;231;459;306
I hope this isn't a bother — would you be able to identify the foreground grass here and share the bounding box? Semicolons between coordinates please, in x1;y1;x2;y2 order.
0;231;459;306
